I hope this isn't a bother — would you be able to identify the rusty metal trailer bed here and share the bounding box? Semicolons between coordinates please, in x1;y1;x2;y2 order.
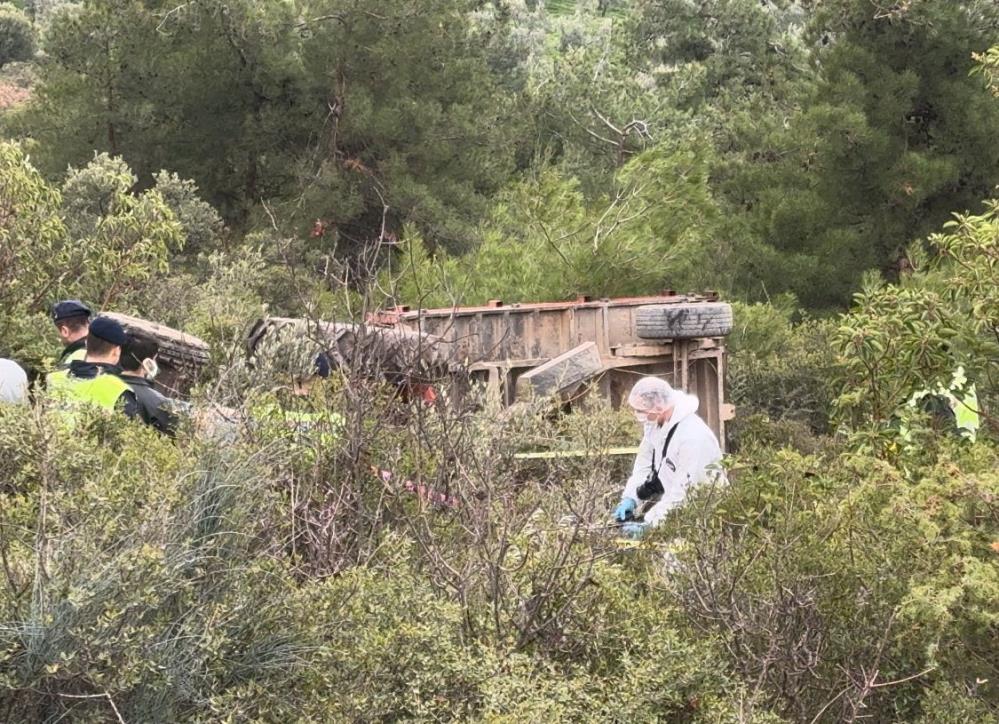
368;293;735;445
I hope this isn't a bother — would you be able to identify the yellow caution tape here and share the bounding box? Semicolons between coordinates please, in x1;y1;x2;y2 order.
514;446;640;460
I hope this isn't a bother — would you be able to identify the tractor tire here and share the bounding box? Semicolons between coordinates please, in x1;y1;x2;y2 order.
635;302;733;340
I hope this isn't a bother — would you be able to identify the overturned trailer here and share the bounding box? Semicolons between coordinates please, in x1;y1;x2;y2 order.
246;316;453;386
102;293;733;442
368;293;735;445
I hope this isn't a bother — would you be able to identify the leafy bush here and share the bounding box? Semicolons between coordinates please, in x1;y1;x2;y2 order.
0;3;33;67
152;171;224;257
727;299;839;444
661;442;999;721
0;146;185;367
0;141;66;363
1;336;995;721
835;202;999;451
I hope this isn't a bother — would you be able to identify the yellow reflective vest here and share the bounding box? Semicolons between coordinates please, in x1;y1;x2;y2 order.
904;366;980;443
46;341;88;386
60;346;87;366
48;366;130;411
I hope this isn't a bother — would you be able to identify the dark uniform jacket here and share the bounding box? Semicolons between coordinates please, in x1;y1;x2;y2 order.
67;359;126;383
118;375;179;436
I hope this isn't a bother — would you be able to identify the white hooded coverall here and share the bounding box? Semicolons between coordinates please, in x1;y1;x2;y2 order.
621;390;723;526
0;359;28;405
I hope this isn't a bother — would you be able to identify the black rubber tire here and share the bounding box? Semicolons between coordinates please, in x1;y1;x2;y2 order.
635;302;733;340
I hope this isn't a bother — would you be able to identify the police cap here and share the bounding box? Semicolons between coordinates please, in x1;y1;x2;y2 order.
51;299;92;323
88;316;128;346
314;352;332;378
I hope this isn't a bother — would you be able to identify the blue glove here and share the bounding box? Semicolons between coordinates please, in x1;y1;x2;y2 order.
621;522;648;540
613;497;637;522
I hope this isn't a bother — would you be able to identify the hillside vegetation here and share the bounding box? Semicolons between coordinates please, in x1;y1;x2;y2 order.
0;1;997;721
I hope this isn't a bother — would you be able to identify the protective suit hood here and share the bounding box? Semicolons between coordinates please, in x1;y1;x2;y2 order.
666;390;699;428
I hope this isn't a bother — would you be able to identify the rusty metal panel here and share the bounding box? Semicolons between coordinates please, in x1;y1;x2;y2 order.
687;350;724;445
573;308;601;351
605;306;635;348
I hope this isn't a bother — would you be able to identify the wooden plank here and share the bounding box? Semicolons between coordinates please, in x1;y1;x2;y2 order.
469;357;548;372
516;341;603;399
611;343;672;357
601;355;671;370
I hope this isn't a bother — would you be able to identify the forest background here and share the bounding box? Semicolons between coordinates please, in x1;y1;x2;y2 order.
0;0;997;721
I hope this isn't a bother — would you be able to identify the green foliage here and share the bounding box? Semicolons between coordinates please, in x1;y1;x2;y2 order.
0;404;319;722
727;299;839;442
13;0;517;252
517;4;687;188
2;3;999;720
391;138;719;306
835;200;999;450
0;144;186;367
2;307;997;721
0;2;33;67
633;0;809;107
0;141;66;362
59;154;183;309
142;246;269;364
737;0;999;308
623;0;999;309
917;681;998;723
663;443;999;721
973;44;999;97
151;170;224;256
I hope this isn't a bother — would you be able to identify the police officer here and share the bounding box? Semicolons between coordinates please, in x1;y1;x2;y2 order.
118;335;181;435
50;300;92;368
47;316;134;413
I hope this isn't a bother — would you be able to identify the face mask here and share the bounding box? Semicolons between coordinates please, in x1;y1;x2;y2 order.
141;357;159;380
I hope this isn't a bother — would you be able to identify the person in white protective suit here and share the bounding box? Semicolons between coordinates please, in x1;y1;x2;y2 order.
613;377;724;538
0;358;29;404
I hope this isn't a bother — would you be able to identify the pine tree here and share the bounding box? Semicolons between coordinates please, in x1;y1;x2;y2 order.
738;0;999;307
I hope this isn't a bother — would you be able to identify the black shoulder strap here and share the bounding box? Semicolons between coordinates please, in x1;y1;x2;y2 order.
652;422;680;475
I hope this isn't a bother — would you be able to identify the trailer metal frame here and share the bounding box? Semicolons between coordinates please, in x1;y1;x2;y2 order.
368;292;735;445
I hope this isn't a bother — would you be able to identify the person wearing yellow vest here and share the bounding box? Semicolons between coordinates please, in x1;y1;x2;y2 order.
47;316;134;414
50;299;92;370
905;366;981;443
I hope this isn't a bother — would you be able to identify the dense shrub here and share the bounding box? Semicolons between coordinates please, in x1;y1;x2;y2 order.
727;299;839;445
661;442;999;721
0;3;32;67
0;345;994;720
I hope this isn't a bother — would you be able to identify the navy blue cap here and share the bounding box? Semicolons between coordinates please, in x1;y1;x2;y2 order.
88;316;128;346
51;299;91;323
314;353;332;378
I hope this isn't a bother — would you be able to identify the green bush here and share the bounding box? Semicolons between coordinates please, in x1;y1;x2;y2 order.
661;442;999;721
0;3;33;67
0;362;995;720
835;203;999;452
727;300;839;444
0;145;182;368
152;171;224;257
